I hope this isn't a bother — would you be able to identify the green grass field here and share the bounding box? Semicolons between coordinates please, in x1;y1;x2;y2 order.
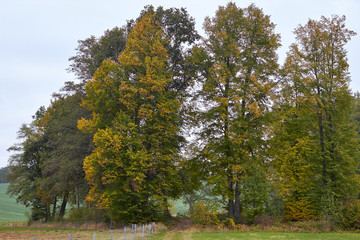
149;231;360;240
0;183;30;222
0;227;358;240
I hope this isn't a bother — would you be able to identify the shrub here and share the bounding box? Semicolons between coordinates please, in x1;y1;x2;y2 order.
253;215;275;226
190;201;220;226
340;200;360;230
67;207;103;222
222;217;236;229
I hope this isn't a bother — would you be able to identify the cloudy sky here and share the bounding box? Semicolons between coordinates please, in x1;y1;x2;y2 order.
0;0;359;168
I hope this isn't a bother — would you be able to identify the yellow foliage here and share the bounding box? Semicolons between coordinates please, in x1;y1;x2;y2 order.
285;197;315;221
249;102;261;116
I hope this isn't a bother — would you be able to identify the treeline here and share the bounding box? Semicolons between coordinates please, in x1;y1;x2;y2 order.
6;3;360;228
0;167;9;183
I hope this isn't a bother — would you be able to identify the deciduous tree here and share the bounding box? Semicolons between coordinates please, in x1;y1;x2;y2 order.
79;12;184;223
189;3;280;219
6;107;51;221
274;15;358;221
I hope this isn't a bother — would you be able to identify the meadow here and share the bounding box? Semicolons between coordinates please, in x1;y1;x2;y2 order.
0;183;29;222
149;231;360;240
0;226;359;240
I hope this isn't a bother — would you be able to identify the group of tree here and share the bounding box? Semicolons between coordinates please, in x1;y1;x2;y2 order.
6;3;360;227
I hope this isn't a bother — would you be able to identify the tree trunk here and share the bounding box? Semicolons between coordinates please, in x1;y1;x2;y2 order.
45;203;50;222
234;181;240;219
318;106;327;190
52;196;57;220
226;164;235;218
228;199;234;218
185;193;194;215
75;185;80;210
59;192;69;219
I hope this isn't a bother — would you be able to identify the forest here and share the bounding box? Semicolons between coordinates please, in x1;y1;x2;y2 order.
5;2;360;229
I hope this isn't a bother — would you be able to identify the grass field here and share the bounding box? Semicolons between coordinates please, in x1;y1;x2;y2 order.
149;231;360;240
0;226;152;240
0;227;358;240
0;183;30;222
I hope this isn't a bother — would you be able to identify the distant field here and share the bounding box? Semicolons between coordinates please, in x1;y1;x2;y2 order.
0;183;30;222
0;183;188;223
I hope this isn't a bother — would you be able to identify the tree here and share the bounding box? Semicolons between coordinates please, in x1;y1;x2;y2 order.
6;107;51;221
189;3;280;219
40;87;93;218
144;6;200;93
270;43;318;220
6;82;94;221
79;12;184;223
68;27;128;83
68;5;199;93
276;15;358;221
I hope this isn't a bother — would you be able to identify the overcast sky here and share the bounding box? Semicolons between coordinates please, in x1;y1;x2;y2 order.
1;0;359;168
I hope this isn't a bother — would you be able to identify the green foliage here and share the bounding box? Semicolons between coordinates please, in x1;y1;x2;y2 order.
189;2;280;219
6;84;93;221
42;89;93;214
68;5;199;93
318;190;342;224
292;16;358;205
339;200;360;230
273;15;358;222
240;164;271;224
67;206;103;222
6;107;49;221
80;12;184;223
68;27;128;82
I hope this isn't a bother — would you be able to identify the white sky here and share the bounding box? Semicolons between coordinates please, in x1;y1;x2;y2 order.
0;0;359;168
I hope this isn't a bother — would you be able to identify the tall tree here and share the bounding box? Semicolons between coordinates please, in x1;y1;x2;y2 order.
276;15;358;220
41;87;94;218
6;107;51;221
271;53;317;220
7;82;94;221
189;3;280;219
79;12;184;223
68;27;128;83
68;5;199;92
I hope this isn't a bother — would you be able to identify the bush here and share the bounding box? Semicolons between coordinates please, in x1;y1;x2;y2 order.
340;200;360;230
190;201;220;226
253;215;275;226
67;207;103;222
222;217;236;229
289;220;333;232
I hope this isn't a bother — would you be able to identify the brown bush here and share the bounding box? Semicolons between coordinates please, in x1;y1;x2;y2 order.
253;215;275;226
